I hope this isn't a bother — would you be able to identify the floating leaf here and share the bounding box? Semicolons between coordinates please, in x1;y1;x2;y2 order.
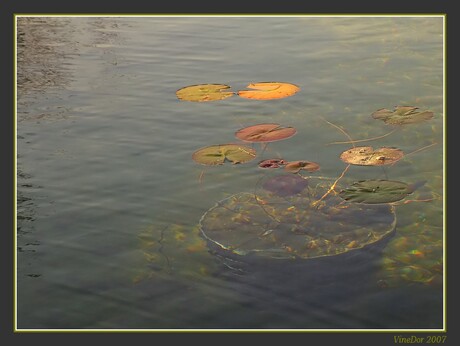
262;174;309;197
176;84;234;102
339;146;403;166
339;180;414;204
237;82;300;100
258;158;287;169
235;123;297;143
371;106;434;125
284;160;320;174
192;144;256;165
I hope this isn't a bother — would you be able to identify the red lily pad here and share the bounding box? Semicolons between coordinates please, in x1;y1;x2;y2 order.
258;159;287;169
235;123;297;143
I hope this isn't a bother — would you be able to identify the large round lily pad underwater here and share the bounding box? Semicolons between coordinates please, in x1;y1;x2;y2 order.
199;178;396;264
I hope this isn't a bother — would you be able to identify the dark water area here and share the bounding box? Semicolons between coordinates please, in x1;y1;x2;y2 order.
16;15;444;330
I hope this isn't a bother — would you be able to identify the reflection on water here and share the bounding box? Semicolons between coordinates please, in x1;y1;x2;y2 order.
16;15;444;330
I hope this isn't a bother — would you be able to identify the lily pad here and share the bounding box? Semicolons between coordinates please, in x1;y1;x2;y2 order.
235;123;297;143
176;84;234;102
284;160;320;174
262;174;309;197
192;144;257;165
371;106;434;125
339;146;404;166
237;82;300;100
339;180;414;204
258;159;287;169
199;177;396;262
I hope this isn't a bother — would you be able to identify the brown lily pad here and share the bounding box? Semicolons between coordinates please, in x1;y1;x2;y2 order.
284;161;320;174
235;123;297;143
192;144;257;165
176;84;234;102
371;106;434;125
339;146;404;166
237;82;300;100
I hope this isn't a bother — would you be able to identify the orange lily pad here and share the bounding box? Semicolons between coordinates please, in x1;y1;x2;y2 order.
237;82;300;100
235;123;297;143
176;84;234;102
371;106;434;125
192;144;256;165
284;160;320;174
339;146;404;166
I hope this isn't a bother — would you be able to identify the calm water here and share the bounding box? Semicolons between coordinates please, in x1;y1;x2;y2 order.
16;16;444;330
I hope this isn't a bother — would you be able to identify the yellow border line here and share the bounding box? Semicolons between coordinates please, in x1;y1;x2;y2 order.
13;13;447;333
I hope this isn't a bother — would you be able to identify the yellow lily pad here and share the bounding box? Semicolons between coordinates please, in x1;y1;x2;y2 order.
176;84;234;102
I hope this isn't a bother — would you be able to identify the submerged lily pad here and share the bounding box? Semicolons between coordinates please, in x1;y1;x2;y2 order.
176;84;234;102
262;174;309;197
339;180;414;204
237;82;300;100
192;144;257;165
199;178;396;261
339;146;404;166
284;160;320;173
235;123;297;143
371;106;434;125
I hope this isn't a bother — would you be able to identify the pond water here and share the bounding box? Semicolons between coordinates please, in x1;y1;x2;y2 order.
16;15;444;330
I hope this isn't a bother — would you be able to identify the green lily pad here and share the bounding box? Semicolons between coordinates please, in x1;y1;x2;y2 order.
192;144;257;165
176;84;234;102
235;123;297;143
371;106;434;125
339;146;404;166
339;180;414;204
